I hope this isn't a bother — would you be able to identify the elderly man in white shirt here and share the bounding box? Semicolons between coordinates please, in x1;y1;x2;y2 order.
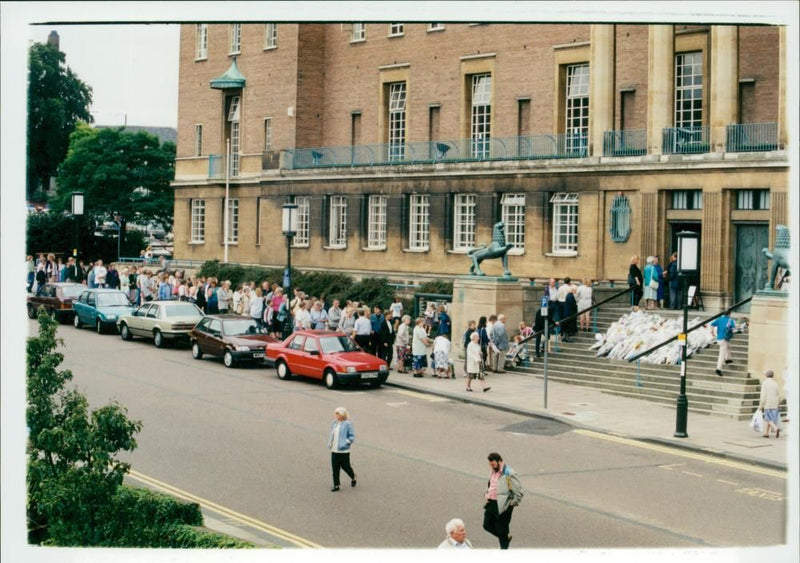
759;369;782;438
438;518;472;549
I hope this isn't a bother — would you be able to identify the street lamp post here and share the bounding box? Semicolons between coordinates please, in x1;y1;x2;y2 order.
71;192;84;260
281;202;298;339
674;230;699;438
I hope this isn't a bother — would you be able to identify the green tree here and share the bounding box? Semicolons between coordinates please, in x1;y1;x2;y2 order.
27;311;142;545
51;126;177;232
27;41;93;201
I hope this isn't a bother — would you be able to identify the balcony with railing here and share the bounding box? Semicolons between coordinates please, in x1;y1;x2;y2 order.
662;126;710;155
282;132;589;170
602;129;647;157
726;122;778;152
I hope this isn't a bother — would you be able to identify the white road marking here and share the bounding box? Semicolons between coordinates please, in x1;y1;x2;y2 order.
681;470;704;478
717;479;739;486
386;401;410;407
658;463;687;471
393;389;450;402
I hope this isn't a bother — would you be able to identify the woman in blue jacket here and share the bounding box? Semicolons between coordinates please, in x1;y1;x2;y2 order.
327;407;356;492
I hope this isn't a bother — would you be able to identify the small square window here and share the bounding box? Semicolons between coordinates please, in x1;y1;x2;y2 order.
388;23;404;37
428;23;445;32
351;23;366;42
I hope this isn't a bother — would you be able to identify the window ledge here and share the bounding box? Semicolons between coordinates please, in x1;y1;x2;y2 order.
362;246;387;252
291;244;310;249
189;241;205;246
222;242;239;246
194;56;208;62
545;250;578;258
387;34;404;39
323;245;347;251
350;39;366;44
263;46;277;51
228;51;241;57
427;27;445;33
447;248;471;255
403;248;429;253
508;249;525;256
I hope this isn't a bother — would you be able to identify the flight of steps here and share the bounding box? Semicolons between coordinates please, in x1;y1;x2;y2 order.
513;302;762;420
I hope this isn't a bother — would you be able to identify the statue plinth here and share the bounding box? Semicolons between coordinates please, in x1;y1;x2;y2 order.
450;277;537;352
747;291;789;393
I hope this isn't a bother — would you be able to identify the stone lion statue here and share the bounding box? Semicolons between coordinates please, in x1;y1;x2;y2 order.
762;224;791;290
468;221;514;277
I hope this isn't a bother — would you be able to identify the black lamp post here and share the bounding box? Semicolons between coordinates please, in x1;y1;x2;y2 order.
674;230;699;438
281;202;298;339
71;192;84;260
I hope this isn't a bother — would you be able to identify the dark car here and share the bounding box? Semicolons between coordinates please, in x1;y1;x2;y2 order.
27;283;85;322
265;330;389;389
73;288;137;334
189;315;278;368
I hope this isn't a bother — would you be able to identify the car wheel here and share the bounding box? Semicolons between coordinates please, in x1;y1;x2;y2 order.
74;314;82;328
96;319;104;334
369;381;383;389
324;369;338;390
153;330;164;348
191;341;203;360
120;323;133;341
27;305;37;319
276;360;292;380
223;350;235;368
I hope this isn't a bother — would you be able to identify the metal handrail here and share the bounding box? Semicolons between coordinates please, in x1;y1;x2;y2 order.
625;296;753;363
518;286;634;346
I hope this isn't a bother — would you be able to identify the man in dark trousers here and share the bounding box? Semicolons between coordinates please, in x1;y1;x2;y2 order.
379;309;394;365
483;452;523;549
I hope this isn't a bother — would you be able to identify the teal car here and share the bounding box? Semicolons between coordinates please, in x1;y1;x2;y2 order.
73;289;137;334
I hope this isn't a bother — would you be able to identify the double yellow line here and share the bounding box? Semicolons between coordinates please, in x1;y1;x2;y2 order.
574;429;786;479
128;469;321;548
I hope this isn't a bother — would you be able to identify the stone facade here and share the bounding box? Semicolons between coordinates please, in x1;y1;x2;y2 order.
172;23;789;310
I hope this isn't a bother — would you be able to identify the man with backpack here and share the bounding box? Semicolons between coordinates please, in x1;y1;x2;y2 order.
710;312;735;376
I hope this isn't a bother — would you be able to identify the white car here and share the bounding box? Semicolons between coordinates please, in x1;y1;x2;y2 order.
117;300;203;348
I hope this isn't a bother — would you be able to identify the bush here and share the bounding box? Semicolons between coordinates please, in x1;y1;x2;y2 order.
417;280;454;296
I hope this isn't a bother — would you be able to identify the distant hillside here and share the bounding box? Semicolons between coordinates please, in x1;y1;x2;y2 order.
95;125;177;145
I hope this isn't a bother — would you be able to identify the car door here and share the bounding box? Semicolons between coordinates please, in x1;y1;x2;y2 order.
301;335;325;379
144;304;160;336
85;291;98;324
74;291;89;324
192;317;212;353
285;334;307;375
207;319;224;356
129;304;151;336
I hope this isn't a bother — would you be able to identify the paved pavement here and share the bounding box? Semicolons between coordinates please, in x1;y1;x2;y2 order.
385;361;790;471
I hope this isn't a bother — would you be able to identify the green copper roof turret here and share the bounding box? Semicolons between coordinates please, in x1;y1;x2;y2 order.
210;57;246;89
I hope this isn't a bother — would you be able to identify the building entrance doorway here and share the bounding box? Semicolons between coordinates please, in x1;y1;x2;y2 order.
734;223;769;311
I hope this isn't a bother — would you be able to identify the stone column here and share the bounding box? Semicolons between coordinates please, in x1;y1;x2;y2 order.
699;192;730;309
709;26;738;152
639;192;659;261
647;25;674;154
589;24;616;157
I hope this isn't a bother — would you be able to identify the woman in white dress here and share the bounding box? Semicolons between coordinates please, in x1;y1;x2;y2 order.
576;278;593;332
432;333;452;378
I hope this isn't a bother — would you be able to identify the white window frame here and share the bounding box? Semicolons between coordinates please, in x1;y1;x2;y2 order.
191;199;205;243
565;63;589;153
229;23;242;55
228;96;241;176
453;194;477;252
263;117;272;152
550;193;579;255
675;51;703;129
388;23;404;37
328;195;348;248
501;193;526;254
194;124;203;157
351;23;366;42
388;82;407;161
671;190;703;210
736;189;770;210
264;23;278;49
226;198;239;244
409;194;430;251
428;23;445;32
471;74;492;158
367;195;387;250
195;24;208;60
293;196;310;247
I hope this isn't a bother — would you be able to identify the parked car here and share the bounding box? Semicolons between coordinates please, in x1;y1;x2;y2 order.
189;315;278;368
265;330;389;389
117;300;204;348
73;289;137;334
27;282;85;322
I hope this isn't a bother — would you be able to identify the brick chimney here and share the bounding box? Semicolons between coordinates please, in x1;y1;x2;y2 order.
47;30;59;50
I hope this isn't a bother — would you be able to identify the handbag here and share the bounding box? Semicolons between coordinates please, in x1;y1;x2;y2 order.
649;275;659;290
749;408;764;434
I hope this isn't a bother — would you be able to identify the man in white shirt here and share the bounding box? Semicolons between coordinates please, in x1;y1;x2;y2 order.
93;260;108;288
759;369;782;438
438;518;472;549
353;309;372;351
555;276;572;323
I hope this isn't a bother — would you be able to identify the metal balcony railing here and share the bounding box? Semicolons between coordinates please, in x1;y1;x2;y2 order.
283;132;589;170
662;126;710;155
602;129;647;157
726;122;778;153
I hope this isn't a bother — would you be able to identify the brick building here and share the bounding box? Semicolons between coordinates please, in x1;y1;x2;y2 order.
171;23;790;309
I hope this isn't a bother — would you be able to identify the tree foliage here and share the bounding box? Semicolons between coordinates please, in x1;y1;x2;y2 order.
27;311;142;545
51;126;177;231
27;41;93;200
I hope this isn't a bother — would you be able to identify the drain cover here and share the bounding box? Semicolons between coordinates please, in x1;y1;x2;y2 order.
500;418;572;436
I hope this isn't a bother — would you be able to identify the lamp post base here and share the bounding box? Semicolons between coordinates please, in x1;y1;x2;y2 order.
674;394;689;438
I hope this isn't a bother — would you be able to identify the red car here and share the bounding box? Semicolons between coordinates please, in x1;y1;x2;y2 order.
266;330;389;389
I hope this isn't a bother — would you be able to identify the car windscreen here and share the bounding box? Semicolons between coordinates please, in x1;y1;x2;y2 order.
222;319;260;336
61;286;86;299
96;293;131;307
319;336;360;354
164;304;203;317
